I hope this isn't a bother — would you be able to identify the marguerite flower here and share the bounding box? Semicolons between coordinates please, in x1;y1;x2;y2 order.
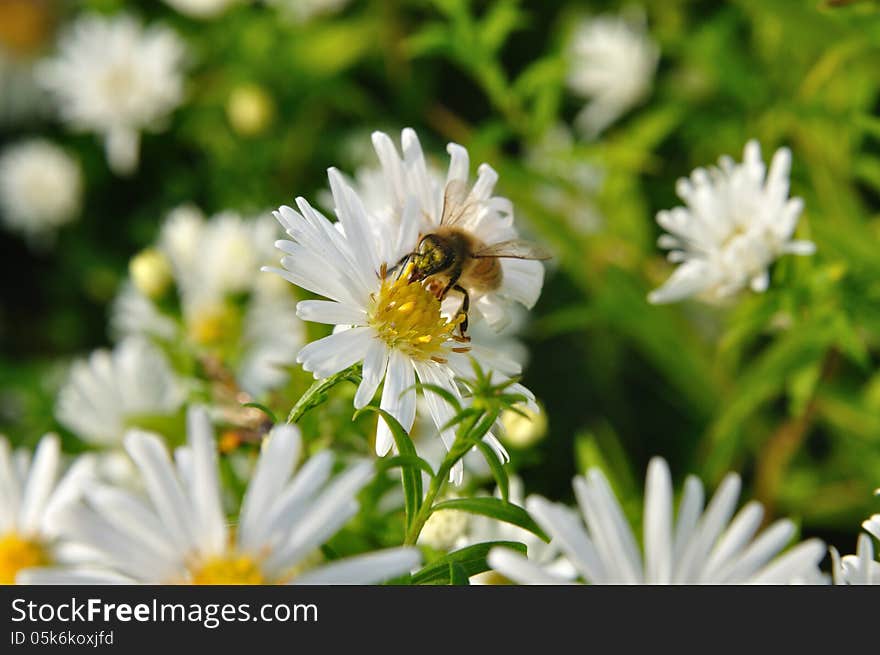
649;140;815;304
55;338;185;447
0;434;95;584
264;155;535;481
20;407;420;584
111;206;305;398
37;14;186;175
366;129;546;331
566;12;659;137
489;457;826;584
0;138;82;242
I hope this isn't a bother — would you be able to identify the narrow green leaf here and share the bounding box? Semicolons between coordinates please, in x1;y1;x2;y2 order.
376;454;435;478
472;439;509;503
449;562;470;585
241;402;277;424
411;540;526;585
287;364;361;424
354;406;423;529
430;498;549;543
406;382;463;414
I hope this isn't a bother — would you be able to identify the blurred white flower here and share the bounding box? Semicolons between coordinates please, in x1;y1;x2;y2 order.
566;12;659;137
368;129;546;332
418;498;470;551
649;140;815;304
524;124;604;235
0;138;82;242
489;457;826;584
55;338;185;447
267;0;350;23
265;154;535;481
0;434;95;584
162;0;240;19
111;206;305;397
21;407;420;584
38;14;186;175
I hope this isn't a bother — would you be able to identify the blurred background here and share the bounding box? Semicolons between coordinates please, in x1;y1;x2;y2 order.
2;0;880;556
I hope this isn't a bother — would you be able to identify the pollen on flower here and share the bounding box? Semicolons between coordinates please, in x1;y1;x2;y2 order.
190;553;266;585
367;264;466;361
0;532;48;585
188;303;240;348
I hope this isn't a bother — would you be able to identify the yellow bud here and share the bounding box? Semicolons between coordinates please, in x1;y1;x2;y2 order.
500;405;547;449
226;84;275;137
130;248;172;300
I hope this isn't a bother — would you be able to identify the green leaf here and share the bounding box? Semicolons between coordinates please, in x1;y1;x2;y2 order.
472;438;509;503
449;563;470;586
241;402;277;424
411;540;526;585
376;454;436;478
354;406;423;529
407;382;463;414
430;497;549;543
287;364;361;424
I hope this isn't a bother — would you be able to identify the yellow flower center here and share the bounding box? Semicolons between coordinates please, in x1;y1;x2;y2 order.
0;532;48;585
190;553;266;585
367;265;466;362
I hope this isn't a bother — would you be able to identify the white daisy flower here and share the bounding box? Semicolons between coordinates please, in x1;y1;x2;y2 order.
367;129;546;331
489;457;826;584
649;140;816;304
0;434;96;584
37;14;186;175
264;159;535;481
20;407;420;584
55;338;185;447
0;138;82;242
566;12;659;137
162;0;240;19
111;206;305;398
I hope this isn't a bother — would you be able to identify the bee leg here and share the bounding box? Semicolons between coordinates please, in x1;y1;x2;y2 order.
452;284;470;340
386;253;412;279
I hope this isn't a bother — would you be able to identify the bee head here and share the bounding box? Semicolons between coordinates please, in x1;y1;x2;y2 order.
407;235;450;282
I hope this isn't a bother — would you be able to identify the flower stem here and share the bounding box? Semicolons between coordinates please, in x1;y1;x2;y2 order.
403;413;480;545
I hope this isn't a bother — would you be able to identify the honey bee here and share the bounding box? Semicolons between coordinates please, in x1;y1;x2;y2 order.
397;180;551;337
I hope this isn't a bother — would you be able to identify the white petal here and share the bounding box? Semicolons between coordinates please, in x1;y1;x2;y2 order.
643;457;673;584
290;548;421;585
186;407;227;556
375;350;416;456
296;300;366;326
19;434;61;535
487;547;573;585
239;424;301;552
297;326;373;379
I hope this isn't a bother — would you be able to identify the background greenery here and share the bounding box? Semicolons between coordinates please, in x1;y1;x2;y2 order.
3;0;880;555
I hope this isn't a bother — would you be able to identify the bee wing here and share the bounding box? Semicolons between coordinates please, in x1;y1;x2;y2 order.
472;239;553;260
439;179;479;228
